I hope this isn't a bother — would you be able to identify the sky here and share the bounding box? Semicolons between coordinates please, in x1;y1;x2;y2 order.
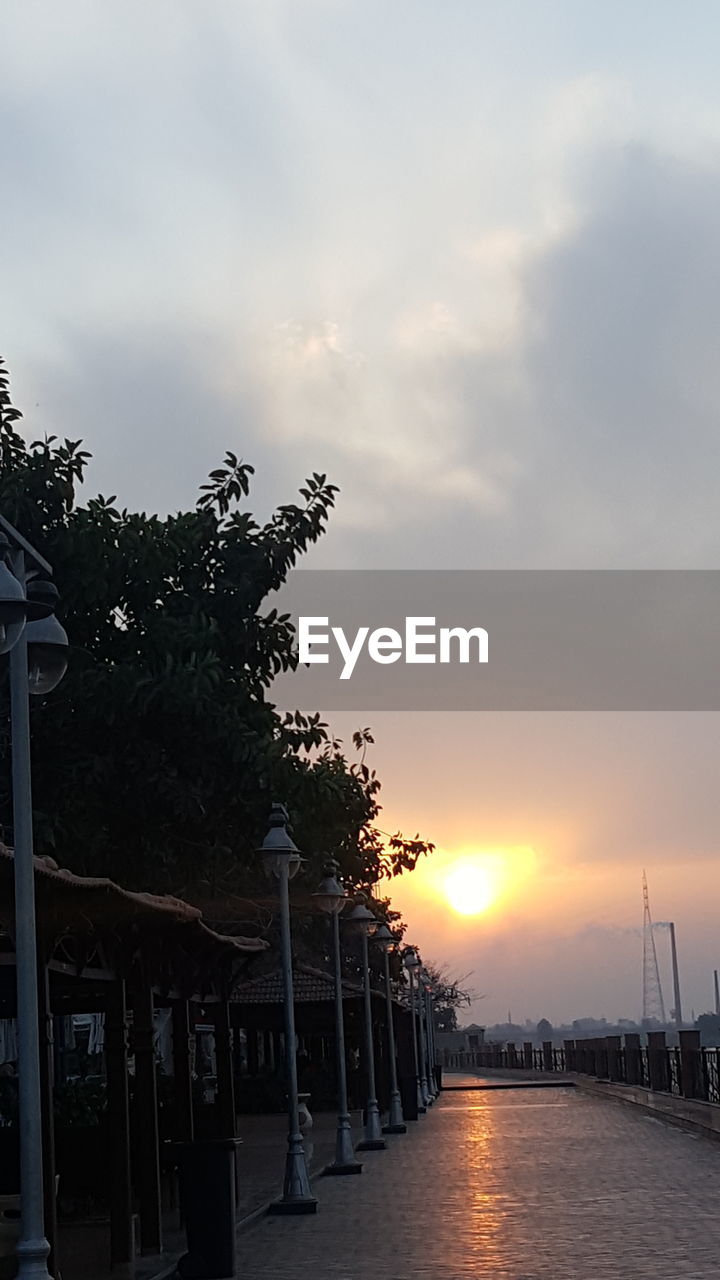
3;1;720;1024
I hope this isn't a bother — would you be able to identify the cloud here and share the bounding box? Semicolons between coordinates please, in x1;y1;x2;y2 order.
4;7;720;573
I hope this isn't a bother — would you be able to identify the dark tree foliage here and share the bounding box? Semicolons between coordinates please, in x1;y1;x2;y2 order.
0;360;433;914
422;961;476;1032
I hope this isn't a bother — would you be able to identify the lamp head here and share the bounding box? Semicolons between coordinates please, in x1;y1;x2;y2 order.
0;534;28;656
312;858;347;915
373;923;395;952
345;894;378;934
25;580;68;694
257;802;301;878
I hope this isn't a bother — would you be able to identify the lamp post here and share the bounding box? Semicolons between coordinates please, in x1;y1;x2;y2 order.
258;803;317;1214
373;925;406;1135
402;947;426;1115
413;959;432;1107
311;862;362;1175
421;971;438;1100
345;901;385;1151
0;518;69;1280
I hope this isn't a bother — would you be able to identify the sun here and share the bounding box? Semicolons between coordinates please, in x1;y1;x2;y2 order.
444;861;495;916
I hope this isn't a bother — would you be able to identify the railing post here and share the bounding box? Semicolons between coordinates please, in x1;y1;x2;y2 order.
679;1029;702;1099
605;1035;622;1082
507;1041;517;1068
580;1038;594;1075
523;1041;533;1069
542;1040;553;1072
623;1033;641;1085
647;1031;669;1093
563;1039;576;1072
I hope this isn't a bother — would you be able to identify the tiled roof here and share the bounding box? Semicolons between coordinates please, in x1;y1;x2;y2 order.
232;962;365;1005
0;846;267;953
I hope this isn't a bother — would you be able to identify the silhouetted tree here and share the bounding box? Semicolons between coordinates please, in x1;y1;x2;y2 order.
0;359;433;913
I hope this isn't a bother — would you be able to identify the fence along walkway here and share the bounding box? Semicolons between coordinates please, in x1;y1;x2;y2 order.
445;1028;720;1103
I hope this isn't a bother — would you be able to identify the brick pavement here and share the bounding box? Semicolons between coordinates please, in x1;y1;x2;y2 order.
234;1075;720;1279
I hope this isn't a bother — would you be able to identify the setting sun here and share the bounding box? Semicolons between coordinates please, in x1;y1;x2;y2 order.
440;855;507;916
444;863;494;915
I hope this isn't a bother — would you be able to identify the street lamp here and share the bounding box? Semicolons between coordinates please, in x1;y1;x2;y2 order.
345;900;386;1151
373;924;406;1135
402;948;426;1114
311;862;362;1175
0;517;69;1280
258;803;317;1214
25;581;68;695
421;970;438;1101
413;957;432;1107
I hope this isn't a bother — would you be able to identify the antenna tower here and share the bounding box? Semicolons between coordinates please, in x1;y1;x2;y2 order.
642;871;666;1023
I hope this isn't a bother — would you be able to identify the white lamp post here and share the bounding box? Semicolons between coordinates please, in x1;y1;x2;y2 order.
312;862;362;1175
345;900;386;1151
373;924;406;1134
413;956;432;1107
258;803;317;1214
402;947;426;1115
421;970;438;1101
0;518;69;1280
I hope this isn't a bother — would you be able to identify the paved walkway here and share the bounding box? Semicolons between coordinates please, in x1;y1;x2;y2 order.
235;1075;720;1279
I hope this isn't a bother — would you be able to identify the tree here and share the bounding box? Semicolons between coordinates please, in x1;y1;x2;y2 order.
422;962;477;1032
0;360;433;912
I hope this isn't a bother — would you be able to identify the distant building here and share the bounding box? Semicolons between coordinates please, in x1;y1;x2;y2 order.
436;1022;485;1055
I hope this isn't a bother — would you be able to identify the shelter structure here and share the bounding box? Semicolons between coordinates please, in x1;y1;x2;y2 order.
230;960;416;1116
0;845;266;1278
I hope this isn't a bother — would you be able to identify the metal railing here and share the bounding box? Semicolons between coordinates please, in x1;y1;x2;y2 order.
442;1034;720;1106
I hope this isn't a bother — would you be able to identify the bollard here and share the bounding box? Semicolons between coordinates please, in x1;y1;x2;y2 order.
176;1139;241;1280
647;1031;670;1092
679;1029;703;1099
623;1033;641;1085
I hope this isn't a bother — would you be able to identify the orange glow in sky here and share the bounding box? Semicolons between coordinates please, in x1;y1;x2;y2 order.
439;847;537;917
396;844;539;926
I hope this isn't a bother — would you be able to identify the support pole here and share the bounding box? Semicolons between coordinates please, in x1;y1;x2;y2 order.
669;922;683;1026
172;1001;194;1144
106;979;134;1270
356;930;385;1151
214;1001;236;1139
132;980;162;1255
424;989;438;1097
408;969;425;1114
37;964;56;1280
10;550;52;1280
325;910;362;1173
416;986;431;1107
270;861;316;1212
381;950;406;1134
